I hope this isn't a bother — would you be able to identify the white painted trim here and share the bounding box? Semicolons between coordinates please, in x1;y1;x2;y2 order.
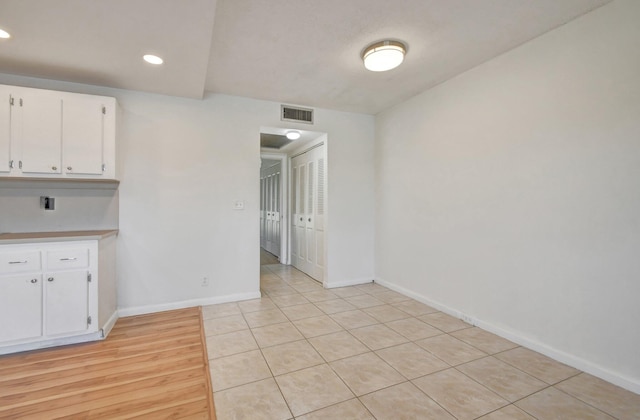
0;331;104;355
472;318;640;395
325;277;373;289
375;276;640;395
101;310;119;338
374;277;464;319
117;292;262;317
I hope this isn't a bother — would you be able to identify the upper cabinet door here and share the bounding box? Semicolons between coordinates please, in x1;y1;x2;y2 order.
0;87;10;173
63;96;105;175
18;90;63;174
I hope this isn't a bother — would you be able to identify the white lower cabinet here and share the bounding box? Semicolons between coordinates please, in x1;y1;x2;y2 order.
0;236;117;354
0;274;42;343
44;270;89;337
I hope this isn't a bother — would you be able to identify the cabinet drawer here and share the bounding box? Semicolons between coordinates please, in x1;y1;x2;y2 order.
46;248;89;270
0;251;41;274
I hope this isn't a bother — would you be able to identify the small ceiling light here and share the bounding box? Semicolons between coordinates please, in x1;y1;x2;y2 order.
286;131;301;140
143;54;163;65
0;29;11;39
362;40;406;72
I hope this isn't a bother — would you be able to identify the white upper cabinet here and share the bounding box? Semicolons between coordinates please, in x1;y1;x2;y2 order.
63;95;115;177
17;89;63;174
0;86;10;173
1;84;117;180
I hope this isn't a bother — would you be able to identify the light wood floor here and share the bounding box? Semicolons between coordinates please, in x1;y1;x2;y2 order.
0;307;216;419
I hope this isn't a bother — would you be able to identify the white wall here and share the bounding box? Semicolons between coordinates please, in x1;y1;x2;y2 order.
375;0;640;392
0;74;375;315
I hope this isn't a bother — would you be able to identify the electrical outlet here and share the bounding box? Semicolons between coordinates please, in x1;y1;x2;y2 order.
201;277;209;287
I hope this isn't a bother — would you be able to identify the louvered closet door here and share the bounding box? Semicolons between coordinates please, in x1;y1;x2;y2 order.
296;160;308;271
312;147;326;281
291;165;299;264
291;144;326;281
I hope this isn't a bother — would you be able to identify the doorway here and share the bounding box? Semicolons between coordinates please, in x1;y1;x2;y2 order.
260;127;328;283
260;158;282;260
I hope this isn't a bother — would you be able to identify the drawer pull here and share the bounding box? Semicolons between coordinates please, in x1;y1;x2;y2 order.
48;277;54;282
30;278;38;284
9;260;28;264
60;257;77;261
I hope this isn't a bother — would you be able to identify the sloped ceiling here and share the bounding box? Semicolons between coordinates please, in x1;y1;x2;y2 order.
0;0;612;114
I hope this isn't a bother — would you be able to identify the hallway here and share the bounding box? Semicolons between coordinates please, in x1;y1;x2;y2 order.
202;265;639;419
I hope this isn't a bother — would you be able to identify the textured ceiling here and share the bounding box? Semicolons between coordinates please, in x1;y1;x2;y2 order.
0;0;612;114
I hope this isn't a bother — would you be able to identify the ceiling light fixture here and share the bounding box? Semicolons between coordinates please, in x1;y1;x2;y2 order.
143;54;163;65
362;40;406;72
286;131;301;140
0;29;11;39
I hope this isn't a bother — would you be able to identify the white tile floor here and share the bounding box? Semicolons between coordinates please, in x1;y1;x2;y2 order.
203;264;640;420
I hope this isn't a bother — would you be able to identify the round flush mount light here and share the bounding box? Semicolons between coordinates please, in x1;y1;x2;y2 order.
143;54;164;65
0;29;11;39
286;131;301;140
362;40;406;72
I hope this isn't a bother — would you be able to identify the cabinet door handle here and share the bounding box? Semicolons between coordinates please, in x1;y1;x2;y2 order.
48;277;54;282
67;166;72;171
52;166;57;171
30;278;38;284
60;257;77;261
9;260;28;264
308;218;312;222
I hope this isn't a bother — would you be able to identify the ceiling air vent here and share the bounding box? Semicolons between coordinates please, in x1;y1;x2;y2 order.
281;105;314;124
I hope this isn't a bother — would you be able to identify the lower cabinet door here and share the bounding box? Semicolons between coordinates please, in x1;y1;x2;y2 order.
0;274;42;342
44;271;89;336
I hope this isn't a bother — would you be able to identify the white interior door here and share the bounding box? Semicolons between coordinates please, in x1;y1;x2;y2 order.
272;172;281;257
291;144;326;281
260;160;282;259
260;177;266;249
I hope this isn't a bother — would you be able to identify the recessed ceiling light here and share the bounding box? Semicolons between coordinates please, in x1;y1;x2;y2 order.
0;29;11;39
362;40;406;72
286;131;301;140
143;54;163;65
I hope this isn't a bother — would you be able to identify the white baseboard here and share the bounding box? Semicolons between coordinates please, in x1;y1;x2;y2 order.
101;310;119;338
374;277;462;318
375;276;640;395
325;277;373;289
117;291;262;317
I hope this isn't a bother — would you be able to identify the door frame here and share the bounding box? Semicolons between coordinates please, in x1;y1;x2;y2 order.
260;152;289;265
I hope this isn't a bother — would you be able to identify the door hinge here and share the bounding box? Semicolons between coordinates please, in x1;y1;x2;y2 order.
87;316;92;325
19;98;23;106
102;106;106;115
101;163;106;172
18;160;22;169
87;273;92;282
9;160;13;169
9;97;13;106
